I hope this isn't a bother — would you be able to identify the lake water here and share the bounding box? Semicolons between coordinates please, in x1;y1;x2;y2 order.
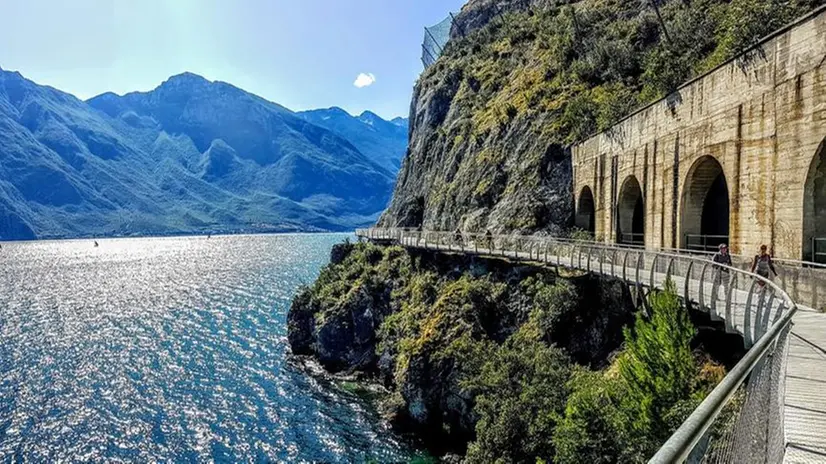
0;234;412;462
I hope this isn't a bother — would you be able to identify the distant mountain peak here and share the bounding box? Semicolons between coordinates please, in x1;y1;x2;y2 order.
358;110;386;127
359;110;380;119
0;68;394;239
297;107;409;173
165;72;210;84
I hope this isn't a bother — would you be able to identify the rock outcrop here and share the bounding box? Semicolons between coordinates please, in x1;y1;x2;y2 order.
288;242;636;452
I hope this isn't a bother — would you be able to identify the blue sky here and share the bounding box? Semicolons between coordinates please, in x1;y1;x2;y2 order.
0;0;467;119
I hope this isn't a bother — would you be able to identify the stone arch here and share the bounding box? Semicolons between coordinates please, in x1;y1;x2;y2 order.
575;186;596;234
616;176;644;245
681;155;730;251
803;139;826;262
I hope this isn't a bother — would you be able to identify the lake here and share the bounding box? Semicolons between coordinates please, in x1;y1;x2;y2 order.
0;234;412;462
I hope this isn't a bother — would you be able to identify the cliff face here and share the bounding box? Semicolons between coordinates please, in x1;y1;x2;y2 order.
289;242;636;453
380;0;821;234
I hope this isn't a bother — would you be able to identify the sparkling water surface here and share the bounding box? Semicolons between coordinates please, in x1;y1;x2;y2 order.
0;234;412;463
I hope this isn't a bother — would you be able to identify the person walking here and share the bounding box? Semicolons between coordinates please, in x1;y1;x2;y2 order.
485;230;494;251
711;243;732;302
751;244;778;285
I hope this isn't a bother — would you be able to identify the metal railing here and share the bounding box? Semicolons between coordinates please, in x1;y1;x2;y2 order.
356;228;801;463
812;237;826;264
686;234;730;253
618;232;645;246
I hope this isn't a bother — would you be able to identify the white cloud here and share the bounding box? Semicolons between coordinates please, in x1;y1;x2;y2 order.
353;73;376;88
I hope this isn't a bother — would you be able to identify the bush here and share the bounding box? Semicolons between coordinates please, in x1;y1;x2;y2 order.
618;281;696;444
554;282;710;461
553;370;640;464
465;323;572;464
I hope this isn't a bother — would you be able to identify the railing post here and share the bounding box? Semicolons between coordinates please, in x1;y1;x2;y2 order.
724;273;736;333
743;279;759;348
586;246;592;272
761;291;776;340
612;250;618;277
557;244;561;268
635;252;643;289
650;255;659;288
773;300;786;325
578;245;584;269
623;251;630;282
599;248;605;275
698;262;709;313
754;286;768;342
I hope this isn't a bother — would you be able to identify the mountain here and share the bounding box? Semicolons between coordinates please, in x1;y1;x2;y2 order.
0;69;395;240
379;0;818;235
297;107;408;173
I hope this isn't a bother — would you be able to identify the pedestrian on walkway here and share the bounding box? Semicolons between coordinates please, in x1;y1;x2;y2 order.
485;230;494;251
711;243;732;301
751;244;778;285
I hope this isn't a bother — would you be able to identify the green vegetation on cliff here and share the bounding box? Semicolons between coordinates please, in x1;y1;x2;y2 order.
381;0;822;233
553;283;725;462
289;243;728;462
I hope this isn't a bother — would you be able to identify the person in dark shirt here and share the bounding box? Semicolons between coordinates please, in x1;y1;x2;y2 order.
711;243;732;302
712;243;732;267
751;244;778;286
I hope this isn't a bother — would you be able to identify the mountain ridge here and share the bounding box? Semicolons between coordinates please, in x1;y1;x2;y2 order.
0;69;398;240
297;107;408;173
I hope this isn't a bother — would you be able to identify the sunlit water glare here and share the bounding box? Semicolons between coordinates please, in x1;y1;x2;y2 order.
0;234;412;462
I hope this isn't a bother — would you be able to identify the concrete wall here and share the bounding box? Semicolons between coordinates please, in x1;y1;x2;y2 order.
571;7;826;260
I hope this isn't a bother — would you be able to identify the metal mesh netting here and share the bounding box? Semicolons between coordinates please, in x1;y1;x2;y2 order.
422;14;455;69
687;324;791;463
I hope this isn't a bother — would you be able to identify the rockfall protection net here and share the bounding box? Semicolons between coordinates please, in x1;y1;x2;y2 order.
422;14;455;69
687;324;791;463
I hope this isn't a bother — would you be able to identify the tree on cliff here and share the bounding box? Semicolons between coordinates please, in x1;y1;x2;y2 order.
553;282;722;463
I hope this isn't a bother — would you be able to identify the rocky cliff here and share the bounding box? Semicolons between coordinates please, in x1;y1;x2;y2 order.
287;0;823;460
289;242;636;456
380;0;821;234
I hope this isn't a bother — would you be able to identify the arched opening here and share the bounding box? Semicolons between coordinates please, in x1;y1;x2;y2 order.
575;186;596;235
616;176;644;246
681;156;730;252
803;140;826;263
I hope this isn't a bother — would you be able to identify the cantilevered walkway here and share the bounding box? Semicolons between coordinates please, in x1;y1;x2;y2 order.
357;228;826;463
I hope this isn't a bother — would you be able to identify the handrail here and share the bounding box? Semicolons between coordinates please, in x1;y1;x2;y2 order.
355;228;797;307
357;227;801;462
648;306;797;463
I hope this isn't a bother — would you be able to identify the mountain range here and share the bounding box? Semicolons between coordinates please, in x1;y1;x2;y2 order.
0;68;408;240
297;107;408;172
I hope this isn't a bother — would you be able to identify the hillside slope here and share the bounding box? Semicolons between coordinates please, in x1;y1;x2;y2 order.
0;70;395;240
379;0;822;234
297;107;408;173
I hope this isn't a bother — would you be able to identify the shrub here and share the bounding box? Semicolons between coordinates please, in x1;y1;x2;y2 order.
464;323;571;464
554;281;709;461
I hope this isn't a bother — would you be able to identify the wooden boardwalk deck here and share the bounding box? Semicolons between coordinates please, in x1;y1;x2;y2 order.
785;309;826;463
377;235;826;462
